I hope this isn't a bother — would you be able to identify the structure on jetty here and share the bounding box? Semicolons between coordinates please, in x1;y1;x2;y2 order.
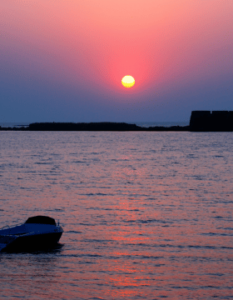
190;111;233;131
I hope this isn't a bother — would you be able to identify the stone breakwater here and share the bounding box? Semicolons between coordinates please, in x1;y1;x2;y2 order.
1;111;233;131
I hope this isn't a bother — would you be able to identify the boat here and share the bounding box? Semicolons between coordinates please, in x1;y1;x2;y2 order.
0;216;63;252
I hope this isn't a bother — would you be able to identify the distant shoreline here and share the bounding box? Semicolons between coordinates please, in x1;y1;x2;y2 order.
0;122;190;131
0;121;189;128
1;111;233;132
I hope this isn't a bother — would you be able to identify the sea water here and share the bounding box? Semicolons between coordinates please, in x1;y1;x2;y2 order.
0;131;233;299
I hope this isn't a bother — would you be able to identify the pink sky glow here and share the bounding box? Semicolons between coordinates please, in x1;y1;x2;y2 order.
1;0;233;122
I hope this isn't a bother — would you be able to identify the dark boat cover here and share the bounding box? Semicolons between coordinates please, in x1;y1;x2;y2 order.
25;216;56;225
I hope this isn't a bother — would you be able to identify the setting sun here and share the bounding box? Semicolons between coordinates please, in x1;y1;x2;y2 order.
121;75;135;88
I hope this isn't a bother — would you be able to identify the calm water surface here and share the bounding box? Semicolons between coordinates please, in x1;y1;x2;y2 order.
0;132;233;299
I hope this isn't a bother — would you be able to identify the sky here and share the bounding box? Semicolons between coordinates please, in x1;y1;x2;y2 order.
0;0;233;123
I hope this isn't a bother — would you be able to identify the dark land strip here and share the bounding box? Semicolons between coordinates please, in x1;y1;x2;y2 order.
1;111;233;131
